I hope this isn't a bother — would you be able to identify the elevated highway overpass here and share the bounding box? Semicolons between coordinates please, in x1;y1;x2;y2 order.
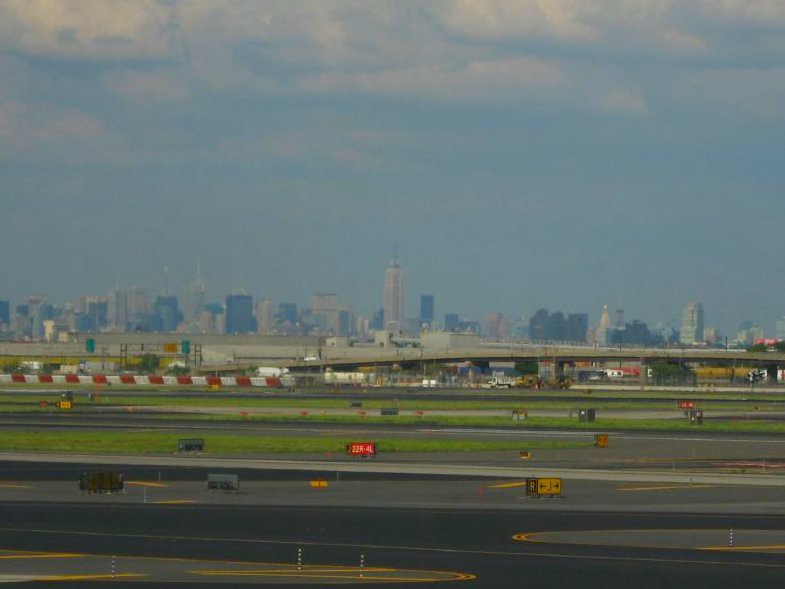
274;345;785;375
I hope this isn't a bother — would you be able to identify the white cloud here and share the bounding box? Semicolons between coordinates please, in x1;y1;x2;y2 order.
0;0;170;61
433;0;599;43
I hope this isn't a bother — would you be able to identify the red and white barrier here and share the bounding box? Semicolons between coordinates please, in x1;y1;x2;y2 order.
0;374;282;388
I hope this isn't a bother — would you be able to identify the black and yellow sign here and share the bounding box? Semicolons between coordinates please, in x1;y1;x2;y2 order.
594;434;609;448
57;400;73;410
526;477;562;497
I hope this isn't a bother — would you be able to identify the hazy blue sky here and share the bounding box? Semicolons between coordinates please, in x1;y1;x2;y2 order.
1;1;784;334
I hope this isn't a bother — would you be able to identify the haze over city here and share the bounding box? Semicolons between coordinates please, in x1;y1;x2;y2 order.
1;1;784;334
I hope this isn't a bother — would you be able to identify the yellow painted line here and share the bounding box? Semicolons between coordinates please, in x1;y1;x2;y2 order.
512;533;539;543
194;567;394;573
0;553;82;559
489;482;526;489
40;574;146;581
125;481;170;488
0;483;32;489
617;485;715;492
701;545;785;552
191;570;472;581
151;499;199;505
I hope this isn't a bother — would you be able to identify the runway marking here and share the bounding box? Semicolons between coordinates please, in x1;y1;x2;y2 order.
40;573;145;581
190;566;474;582
0;552;82;560
617;485;715;492
488;482;526;489
125;481;170;488
5;528;785;571
0;483;31;489
701;545;785;552
151;499;198;505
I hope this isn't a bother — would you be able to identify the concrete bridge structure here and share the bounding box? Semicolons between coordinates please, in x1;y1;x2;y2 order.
273;345;785;382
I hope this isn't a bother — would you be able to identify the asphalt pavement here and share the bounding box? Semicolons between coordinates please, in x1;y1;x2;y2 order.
0;501;784;587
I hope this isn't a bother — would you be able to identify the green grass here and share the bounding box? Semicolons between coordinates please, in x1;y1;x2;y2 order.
2;392;783;412
140;411;785;434
0;430;588;454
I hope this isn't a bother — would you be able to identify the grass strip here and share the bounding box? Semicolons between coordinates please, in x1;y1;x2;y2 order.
0;431;587;454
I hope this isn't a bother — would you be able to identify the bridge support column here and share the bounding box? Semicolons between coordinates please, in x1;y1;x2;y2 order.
553;360;565;381
766;364;779;384
639;361;647;390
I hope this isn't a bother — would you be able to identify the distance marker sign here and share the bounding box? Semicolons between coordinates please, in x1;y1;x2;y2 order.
346;442;377;457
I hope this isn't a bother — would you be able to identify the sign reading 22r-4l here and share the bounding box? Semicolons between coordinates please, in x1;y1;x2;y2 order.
346;442;377;457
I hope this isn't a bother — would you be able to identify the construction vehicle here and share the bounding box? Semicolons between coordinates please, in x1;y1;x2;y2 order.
483;376;515;389
516;375;572;390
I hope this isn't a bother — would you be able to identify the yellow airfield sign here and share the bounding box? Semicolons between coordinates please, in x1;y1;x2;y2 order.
526;477;562;497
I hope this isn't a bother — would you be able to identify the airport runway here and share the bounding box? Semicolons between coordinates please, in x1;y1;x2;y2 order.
0;501;784;587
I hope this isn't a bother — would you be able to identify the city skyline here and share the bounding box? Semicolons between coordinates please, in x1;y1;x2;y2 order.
0;2;783;338
0;255;777;344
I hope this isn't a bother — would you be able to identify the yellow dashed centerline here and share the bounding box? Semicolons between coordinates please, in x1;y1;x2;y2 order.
0;483;32;489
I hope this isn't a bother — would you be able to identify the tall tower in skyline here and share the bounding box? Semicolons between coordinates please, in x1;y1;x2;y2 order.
383;256;404;330
185;260;206;323
680;302;704;345
597;304;611;345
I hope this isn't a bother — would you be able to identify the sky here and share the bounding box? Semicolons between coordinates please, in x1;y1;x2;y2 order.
1;0;784;334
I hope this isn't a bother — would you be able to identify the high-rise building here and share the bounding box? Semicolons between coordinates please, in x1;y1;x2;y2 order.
225;293;253;334
383;258;404;330
565;313;589;343
444;313;460;332
597;305;611;345
128;287;149;316
420;295;434;325
277;303;298;326
311;293;338;313
85;297;108;331
185;262;206;324
108;289;129;331
154;295;182;332
485;312;510;340
256;299;275;333
680;302;705;345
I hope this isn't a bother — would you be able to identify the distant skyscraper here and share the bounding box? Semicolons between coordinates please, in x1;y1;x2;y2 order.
185;261;206;323
485;312;511;340
445;313;460;332
256;299;275;333
597;305;611;345
420;295;434;324
108;289;129;331
278;303;298;326
566;313;589;343
680;302;705;345
383;257;404;330
129;287;149;316
225;293;253;334
155;295;182;332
